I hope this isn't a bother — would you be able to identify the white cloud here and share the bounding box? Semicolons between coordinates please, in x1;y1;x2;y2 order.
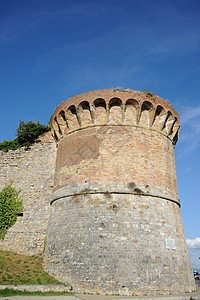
187;237;200;249
181;106;200;125
176;105;200;156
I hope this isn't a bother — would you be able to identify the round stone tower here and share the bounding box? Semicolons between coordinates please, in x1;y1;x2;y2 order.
44;89;195;295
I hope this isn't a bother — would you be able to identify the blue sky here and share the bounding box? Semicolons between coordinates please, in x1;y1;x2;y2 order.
0;0;200;270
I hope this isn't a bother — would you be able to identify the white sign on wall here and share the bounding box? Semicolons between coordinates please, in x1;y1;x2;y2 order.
165;238;176;250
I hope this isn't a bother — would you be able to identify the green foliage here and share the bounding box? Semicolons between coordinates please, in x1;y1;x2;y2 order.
142;89;155;98
48;113;53;128
0;139;20;152
0;184;23;240
43;236;47;252
0;120;50;152
16;121;50;148
0;288;70;297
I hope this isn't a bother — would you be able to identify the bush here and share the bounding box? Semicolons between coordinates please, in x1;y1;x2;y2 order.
142;89;155;98
0;139;19;152
0;121;50;152
0;183;23;240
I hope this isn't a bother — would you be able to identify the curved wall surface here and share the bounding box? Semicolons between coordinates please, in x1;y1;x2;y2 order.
44;89;195;295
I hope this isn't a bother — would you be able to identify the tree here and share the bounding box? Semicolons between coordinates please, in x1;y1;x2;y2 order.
0;183;23;240
16;121;50;147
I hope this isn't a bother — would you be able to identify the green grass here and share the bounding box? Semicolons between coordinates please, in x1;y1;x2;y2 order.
0;250;62;285
0;288;71;297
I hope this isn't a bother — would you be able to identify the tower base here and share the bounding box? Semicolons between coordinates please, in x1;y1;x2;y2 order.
44;182;195;296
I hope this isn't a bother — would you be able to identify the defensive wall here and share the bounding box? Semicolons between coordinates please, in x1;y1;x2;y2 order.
0;132;56;255
0;88;196;296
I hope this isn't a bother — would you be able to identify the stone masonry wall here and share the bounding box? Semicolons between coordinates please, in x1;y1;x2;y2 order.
44;182;194;295
0;134;56;255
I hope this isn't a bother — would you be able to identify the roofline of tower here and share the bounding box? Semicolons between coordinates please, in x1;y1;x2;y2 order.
51;89;180;145
53;88;179;119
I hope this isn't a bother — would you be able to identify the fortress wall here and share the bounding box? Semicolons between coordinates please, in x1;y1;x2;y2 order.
0;135;56;255
44;183;194;295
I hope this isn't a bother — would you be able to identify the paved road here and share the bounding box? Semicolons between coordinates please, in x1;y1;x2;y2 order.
1;288;200;300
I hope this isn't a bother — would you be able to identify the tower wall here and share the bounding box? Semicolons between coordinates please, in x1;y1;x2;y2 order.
44;89;195;295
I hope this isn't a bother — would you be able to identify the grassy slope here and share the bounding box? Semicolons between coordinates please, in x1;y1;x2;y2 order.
0;288;70;297
0;250;61;285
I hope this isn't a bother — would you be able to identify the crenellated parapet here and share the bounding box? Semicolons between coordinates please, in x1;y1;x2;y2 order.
51;89;180;145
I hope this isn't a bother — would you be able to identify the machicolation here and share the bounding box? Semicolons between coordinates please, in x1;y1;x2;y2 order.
0;89;195;296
